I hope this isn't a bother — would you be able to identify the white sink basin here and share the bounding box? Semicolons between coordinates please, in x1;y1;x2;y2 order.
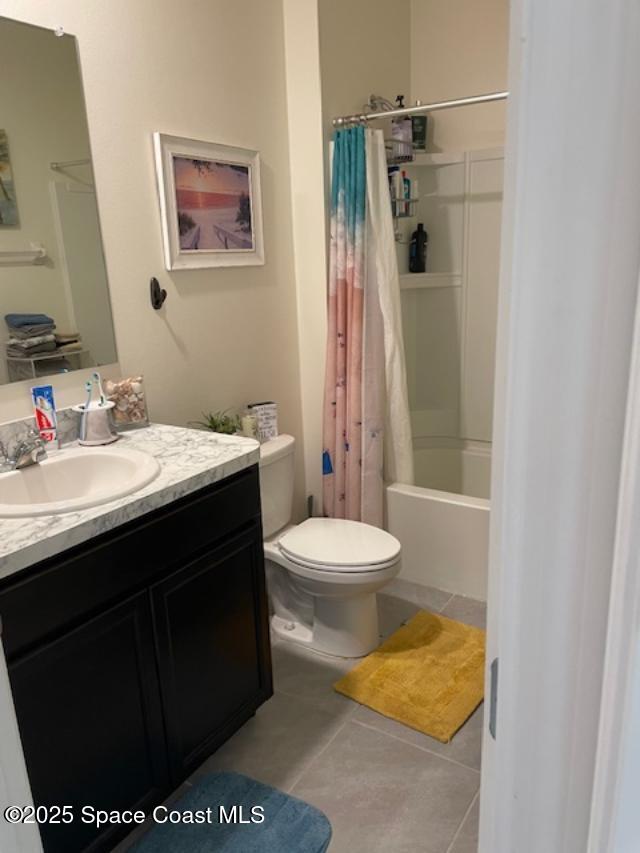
0;446;161;517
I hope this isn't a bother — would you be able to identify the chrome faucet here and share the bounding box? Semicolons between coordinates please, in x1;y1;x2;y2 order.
0;430;47;472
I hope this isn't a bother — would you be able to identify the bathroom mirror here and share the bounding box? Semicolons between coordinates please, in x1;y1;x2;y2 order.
0;16;117;386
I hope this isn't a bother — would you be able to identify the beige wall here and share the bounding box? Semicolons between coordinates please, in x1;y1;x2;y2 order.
410;0;509;152
318;0;411;137
0;0;306;511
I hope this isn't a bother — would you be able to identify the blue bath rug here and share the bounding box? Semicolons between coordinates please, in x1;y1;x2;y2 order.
129;771;332;852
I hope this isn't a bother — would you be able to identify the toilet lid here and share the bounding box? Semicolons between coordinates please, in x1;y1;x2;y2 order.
279;518;401;572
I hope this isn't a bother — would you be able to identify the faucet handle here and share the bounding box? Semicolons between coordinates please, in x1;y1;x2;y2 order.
11;429;47;469
27;430;47;460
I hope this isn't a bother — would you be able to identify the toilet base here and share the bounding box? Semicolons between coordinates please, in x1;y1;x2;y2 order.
271;591;380;659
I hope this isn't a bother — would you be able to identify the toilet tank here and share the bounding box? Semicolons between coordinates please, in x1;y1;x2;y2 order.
258;434;295;538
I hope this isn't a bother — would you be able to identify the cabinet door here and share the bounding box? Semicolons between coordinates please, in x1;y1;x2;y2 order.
8;592;169;853
152;524;272;781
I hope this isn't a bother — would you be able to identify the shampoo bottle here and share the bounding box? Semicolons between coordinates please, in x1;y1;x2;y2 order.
409;223;428;273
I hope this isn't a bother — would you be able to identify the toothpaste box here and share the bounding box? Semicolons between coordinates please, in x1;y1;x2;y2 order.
248;401;278;442
31;384;58;443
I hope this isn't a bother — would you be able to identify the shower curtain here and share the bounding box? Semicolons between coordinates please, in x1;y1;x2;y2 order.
323;126;414;527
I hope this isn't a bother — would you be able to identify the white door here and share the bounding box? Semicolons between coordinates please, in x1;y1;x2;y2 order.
479;0;640;850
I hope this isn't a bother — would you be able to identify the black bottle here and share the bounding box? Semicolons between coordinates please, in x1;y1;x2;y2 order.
409;223;428;273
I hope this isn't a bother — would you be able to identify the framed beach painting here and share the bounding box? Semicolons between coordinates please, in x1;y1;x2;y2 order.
0;130;18;226
153;133;264;270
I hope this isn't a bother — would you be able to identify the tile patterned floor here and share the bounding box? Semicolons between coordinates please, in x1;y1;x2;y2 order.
113;582;486;852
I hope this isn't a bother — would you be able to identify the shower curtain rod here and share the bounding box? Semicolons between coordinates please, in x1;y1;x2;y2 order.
332;90;509;127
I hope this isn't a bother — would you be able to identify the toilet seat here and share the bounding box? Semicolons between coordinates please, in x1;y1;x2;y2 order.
278;518;401;574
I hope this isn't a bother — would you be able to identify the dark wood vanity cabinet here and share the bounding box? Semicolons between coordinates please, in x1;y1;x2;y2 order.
0;465;272;853
9;592;169;853
152;527;267;781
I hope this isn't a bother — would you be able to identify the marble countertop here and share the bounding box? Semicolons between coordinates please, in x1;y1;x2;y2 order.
0;424;260;582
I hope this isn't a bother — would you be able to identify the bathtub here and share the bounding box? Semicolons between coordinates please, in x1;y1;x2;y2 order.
386;439;491;600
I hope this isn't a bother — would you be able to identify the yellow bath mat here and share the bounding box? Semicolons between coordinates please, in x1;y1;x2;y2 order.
334;610;485;743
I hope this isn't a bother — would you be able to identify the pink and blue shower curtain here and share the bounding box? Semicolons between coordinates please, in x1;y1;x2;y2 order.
323;126;414;526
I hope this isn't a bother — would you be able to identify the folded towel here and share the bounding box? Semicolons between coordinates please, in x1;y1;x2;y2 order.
6;341;57;358
56;341;83;353
7;324;56;339
5;313;55;329
7;334;56;349
54;332;80;344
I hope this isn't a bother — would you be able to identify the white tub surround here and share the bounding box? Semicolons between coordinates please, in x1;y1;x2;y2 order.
0;425;259;581
386;482;489;600
413;437;492;499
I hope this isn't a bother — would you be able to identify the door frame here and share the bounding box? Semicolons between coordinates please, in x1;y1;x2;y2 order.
587;269;640;852
479;0;640;851
0;635;42;853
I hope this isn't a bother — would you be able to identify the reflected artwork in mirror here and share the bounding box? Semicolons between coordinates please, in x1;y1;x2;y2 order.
0;17;117;386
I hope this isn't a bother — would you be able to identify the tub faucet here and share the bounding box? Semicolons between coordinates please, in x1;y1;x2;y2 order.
2;430;47;471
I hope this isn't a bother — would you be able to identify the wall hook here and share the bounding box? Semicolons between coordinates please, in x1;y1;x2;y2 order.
150;277;167;310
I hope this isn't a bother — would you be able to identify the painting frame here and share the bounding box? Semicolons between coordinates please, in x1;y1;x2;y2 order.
0;129;19;227
153;133;264;270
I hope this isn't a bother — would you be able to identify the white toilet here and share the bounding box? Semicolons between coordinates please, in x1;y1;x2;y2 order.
259;434;401;658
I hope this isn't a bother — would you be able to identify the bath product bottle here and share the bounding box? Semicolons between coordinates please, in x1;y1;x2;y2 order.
412;102;428;151
403;171;412;217
387;165;396;197
391;95;413;162
403;171;411;203
388;165;399;198
409;223;428;273
391;168;404;215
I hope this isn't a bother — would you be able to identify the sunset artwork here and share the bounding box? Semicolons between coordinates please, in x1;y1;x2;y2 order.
154;134;263;269
0;130;18;226
173;156;253;252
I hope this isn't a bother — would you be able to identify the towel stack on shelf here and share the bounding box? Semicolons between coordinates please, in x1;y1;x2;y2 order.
5;313;57;358
54;329;84;354
4;313;89;379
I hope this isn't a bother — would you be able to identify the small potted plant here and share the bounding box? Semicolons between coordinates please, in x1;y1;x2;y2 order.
189;409;241;435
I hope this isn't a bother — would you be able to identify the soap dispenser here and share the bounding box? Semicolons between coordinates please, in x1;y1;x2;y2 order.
73;372;119;446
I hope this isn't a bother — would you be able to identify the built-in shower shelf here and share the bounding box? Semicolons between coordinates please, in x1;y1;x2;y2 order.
399;272;462;290
411;152;466;167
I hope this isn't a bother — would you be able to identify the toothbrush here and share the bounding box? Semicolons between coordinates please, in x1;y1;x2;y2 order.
83;380;92;411
93;371;107;406
92;371;106;407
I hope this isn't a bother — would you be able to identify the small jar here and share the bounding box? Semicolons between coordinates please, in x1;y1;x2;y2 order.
240;410;258;439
